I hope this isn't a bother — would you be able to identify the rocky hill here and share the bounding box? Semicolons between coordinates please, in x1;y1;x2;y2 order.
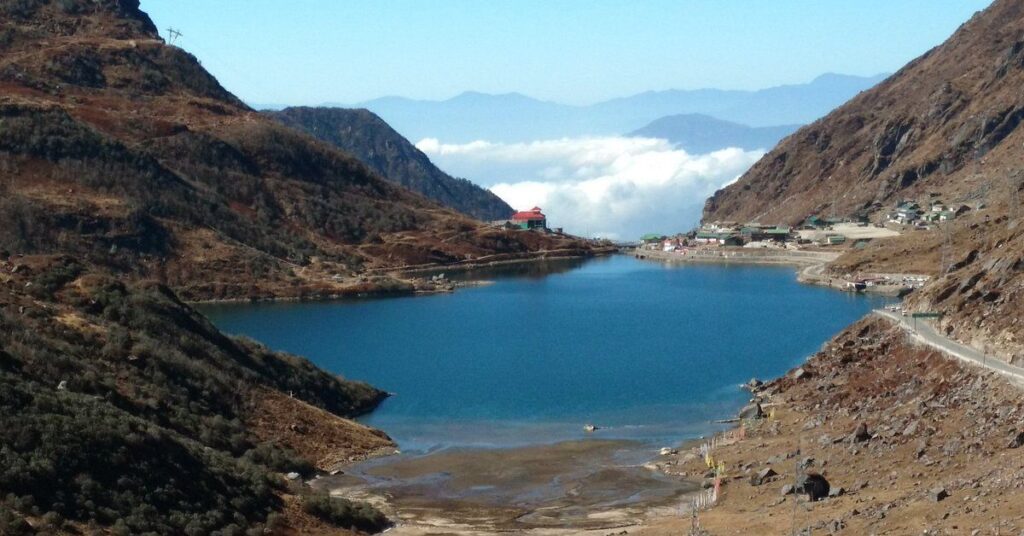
0;0;603;303
703;0;1024;365
703;2;1020;226
267;107;514;221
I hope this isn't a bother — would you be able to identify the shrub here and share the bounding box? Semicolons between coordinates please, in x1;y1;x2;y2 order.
301;493;390;534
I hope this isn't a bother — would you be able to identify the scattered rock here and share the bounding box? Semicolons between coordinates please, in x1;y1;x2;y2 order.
852;422;872;442
750;467;778;486
797;472;831;501
929;487;949;502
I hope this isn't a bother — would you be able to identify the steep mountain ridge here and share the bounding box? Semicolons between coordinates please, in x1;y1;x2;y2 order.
267;107;514;221
703;3;1020;225
0;1;602;532
703;0;1024;365
0;1;600;302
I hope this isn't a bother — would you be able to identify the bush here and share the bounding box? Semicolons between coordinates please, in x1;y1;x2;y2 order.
301;493;390;533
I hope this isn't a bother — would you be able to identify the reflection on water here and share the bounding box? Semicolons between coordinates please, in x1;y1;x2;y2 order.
416;256;591;282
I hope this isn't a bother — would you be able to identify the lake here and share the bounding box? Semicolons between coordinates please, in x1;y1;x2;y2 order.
201;255;888;452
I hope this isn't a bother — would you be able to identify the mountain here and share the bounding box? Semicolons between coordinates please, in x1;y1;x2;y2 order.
266;107;514;221
628;114;800;154
0;5;600;303
703;0;1024;366
350;74;887;144
0;1;607;533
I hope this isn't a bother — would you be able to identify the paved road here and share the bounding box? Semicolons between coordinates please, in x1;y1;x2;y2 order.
874;309;1024;386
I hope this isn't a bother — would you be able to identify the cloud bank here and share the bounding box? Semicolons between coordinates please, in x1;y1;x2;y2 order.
416;136;763;239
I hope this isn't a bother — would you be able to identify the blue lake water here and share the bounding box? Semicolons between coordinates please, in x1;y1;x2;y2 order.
201;255;888;452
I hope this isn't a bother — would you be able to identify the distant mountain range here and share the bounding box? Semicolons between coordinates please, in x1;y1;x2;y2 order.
290;73;888;144
267;107;514;221
628;114;801;154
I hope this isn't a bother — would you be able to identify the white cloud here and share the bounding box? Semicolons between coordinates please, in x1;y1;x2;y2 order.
416;136;763;240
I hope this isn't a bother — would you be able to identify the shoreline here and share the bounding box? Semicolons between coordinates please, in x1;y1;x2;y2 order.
635;247;915;297
187;249;615;305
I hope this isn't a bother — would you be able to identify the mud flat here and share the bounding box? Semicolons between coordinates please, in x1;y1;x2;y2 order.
316;439;700;533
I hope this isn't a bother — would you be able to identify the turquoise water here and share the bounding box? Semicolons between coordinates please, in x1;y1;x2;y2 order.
202;255;887;451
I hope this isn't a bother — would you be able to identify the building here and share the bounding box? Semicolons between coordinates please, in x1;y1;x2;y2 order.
510;207;547;230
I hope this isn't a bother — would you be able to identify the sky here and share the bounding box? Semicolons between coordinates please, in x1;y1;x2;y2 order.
142;0;991;107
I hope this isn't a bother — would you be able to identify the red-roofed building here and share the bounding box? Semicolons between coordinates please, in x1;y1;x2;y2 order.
510;207;547;230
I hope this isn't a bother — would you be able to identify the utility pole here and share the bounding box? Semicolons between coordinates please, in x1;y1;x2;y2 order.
940;220;953;275
1009;169;1022;224
166;27;183;46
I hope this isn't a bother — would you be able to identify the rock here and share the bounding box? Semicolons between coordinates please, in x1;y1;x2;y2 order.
285;472;301;480
56;380;67;391
750;467;778;486
797;472;831;502
1008;431;1024;449
738;402;764;420
701;478;715;489
828;486;845;498
929;487;949;502
745;378;764;391
659;447;677;456
583;424;598;432
792;367;811;380
902;420;920;436
780;483;794;495
852;422;872;442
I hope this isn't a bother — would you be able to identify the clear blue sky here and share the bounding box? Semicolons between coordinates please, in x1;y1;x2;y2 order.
142;0;991;106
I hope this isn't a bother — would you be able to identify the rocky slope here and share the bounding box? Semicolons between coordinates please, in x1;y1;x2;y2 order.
267;107;514;221
0;0;603;302
704;1;1020;225
703;0;1024;366
641;318;1024;535
0;254;394;534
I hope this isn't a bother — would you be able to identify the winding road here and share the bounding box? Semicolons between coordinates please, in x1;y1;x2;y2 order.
874;309;1024;386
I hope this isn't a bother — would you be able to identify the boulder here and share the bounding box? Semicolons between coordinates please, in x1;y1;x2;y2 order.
792;367;811;380
828;486;845;498
796;472;830;502
929;487;949;502
851;422;871;442
750;467;778;486
745;378;764;391
780;483;794;496
738;402;764;420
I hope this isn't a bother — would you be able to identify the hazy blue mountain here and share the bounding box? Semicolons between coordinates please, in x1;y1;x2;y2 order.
347;73;888;143
628;114;801;154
